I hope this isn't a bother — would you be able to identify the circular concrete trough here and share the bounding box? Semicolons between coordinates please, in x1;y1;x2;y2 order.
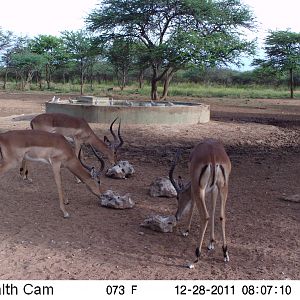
45;98;210;125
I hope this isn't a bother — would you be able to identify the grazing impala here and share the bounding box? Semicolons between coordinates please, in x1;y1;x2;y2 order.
0;130;104;218
30;113;124;165
169;139;231;263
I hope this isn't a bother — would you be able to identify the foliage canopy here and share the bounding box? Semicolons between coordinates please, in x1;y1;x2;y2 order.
86;0;257;99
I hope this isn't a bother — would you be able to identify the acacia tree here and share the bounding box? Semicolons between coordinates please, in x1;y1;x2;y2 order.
87;0;256;100
253;30;300;98
0;28;14;89
10;50;46;90
61;30;96;95
2;36;37;89
30;35;64;89
0;28;13;51
107;38;136;90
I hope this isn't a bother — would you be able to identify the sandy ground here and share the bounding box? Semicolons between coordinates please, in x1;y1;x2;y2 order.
0;91;299;280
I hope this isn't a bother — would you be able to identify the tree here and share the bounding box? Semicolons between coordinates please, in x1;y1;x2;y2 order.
86;0;256;100
0;28;14;89
10;50;47;90
0;28;13;51
29;35;64;89
253;30;300;98
61;30;96;95
107;38;136;90
1;36;31;89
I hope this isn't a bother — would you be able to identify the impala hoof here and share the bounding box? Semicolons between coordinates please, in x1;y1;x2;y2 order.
222;245;229;262
182;230;189;237
207;244;214;251
63;212;70;219
207;239;215;251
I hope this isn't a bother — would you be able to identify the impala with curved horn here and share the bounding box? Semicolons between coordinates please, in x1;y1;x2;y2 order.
29;113;124;166
169;139;231;264
0;130;104;218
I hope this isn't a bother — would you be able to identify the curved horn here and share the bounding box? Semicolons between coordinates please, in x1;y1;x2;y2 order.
115;119;124;150
109;117;119;144
78;147;94;173
169;150;182;193
90;145;105;172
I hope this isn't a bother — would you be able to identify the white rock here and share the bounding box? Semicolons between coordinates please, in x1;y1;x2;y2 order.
141;215;177;233
106;160;135;179
99;190;134;209
149;177;177;198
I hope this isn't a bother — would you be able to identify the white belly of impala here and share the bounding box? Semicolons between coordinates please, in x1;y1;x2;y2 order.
24;154;50;164
24;149;51;165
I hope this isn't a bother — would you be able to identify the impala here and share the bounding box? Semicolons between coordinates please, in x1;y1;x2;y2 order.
30;113;124;165
0;130;104;218
169;139;231;263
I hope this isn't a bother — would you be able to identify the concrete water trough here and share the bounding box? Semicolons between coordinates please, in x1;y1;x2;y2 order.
46;96;210;124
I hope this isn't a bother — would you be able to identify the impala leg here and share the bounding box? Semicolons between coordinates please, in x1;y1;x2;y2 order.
220;185;229;262
20;158;32;182
182;201;195;237
194;188;209;263
74;140;82;184
52;162;70;218
208;186;218;250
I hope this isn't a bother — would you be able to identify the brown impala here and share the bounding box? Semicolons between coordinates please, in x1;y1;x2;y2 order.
169;139;231;264
30;113;123;165
0;130;104;218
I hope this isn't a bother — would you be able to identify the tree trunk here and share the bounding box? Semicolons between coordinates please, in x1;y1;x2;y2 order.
121;69;126;91
151;79;159;100
46;64;51;89
24;71;33;90
138;69;144;89
80;59;84;95
160;69;175;100
2;68;8;90
90;63;94;91
289;68;294;99
151;65;159;100
38;72;42;90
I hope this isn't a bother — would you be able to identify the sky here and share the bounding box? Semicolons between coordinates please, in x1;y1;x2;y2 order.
242;0;300;44
0;0;299;69
0;0;99;37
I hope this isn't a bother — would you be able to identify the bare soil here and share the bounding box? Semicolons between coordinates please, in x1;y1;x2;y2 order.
0;92;299;280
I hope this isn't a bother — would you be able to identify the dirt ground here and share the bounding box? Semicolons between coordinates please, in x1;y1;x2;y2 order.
0;92;299;280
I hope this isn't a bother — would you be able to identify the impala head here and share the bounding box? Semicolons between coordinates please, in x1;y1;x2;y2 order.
104;117;124;165
78;146;104;186
169;150;192;221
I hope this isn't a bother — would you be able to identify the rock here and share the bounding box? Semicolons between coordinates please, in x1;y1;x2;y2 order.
99;190;135;209
106;160;135;179
106;165;126;179
149;177;177;198
141;215;177;233
280;194;300;203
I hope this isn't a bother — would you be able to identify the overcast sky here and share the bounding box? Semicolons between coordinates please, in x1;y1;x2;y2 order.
0;0;99;37
1;0;299;37
1;0;299;69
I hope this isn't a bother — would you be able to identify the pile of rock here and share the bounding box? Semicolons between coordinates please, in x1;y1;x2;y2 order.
141;215;177;233
99;190;135;209
106;161;135;179
149;177;177;198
